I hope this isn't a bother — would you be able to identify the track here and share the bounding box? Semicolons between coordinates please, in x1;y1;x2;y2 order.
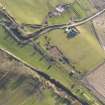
1;6;105;40
64;8;105;28
27;8;105;39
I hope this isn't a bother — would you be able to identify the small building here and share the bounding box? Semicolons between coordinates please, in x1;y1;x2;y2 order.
56;3;70;13
48;3;70;18
56;6;65;13
65;27;79;38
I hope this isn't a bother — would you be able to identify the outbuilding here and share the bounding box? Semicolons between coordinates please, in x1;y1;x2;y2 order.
65;27;79;38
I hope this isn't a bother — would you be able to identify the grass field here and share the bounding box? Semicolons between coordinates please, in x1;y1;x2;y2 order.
39;25;105;73
0;0;104;105
0;25;73;89
0;24;103;105
0;80;55;105
0;0;92;25
0;0;74;24
48;7;76;25
73;0;96;16
0;51;70;105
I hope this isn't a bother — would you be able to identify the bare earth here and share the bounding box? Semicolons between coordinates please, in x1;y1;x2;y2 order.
86;62;105;102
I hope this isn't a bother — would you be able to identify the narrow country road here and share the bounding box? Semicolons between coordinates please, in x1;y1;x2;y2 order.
27;8;105;39
64;8;105;28
0;3;104;105
0;6;105;41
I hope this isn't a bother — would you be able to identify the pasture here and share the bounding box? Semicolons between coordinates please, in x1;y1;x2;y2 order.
38;24;105;73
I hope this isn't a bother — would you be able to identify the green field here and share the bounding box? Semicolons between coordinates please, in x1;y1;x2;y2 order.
1;0;74;24
3;0;104;73
0;20;103;105
0;59;70;105
38;25;105;73
0;26;73;89
0;0;104;105
1;0;93;25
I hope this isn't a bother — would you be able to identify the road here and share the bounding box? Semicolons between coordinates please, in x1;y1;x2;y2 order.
1;6;105;41
0;3;104;105
27;8;105;39
64;8;105;28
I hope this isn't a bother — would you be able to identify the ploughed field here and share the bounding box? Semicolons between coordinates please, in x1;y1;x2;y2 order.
86;62;105;103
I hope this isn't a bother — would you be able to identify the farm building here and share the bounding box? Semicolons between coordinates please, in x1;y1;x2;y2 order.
48;3;70;18
56;5;65;13
65;26;79;38
56;3;70;13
